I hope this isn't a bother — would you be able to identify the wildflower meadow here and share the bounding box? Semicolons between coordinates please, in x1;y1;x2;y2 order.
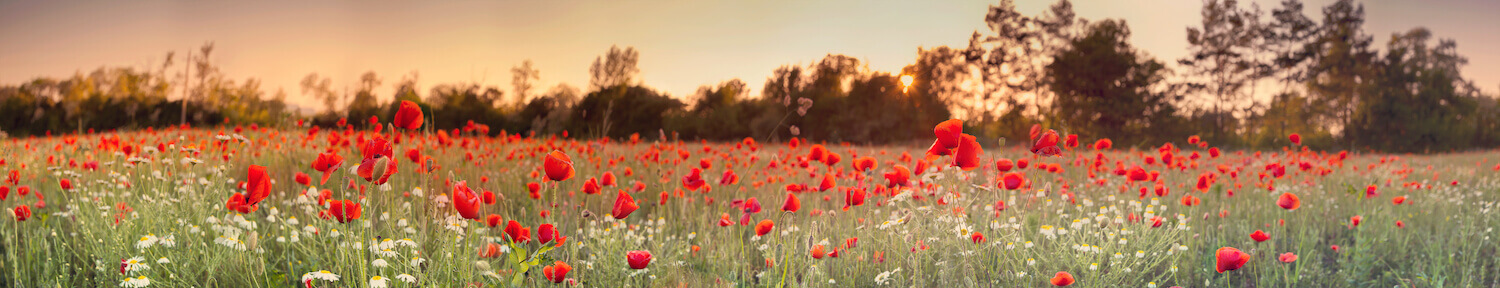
2;108;1498;288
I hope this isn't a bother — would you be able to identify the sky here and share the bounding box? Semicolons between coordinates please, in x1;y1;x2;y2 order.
2;0;1497;112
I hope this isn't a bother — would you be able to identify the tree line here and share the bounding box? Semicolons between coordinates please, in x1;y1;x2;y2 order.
0;0;1495;153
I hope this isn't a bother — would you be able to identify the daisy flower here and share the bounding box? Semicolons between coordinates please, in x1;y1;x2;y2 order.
395;273;417;284
122;257;150;273
135;234;159;250
302;270;340;282
119;276;150;287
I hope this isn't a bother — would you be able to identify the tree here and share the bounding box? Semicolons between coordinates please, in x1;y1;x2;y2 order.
520;83;580;135
347;71;384;126
1302;0;1375;139
1047;19;1180;145
966;0;1078;122
1245;91;1331;148
1180;0;1265;145
1348;28;1479;152
680;79;757;140
1265;0;1318;89
301;73;337;114
570;85;683;139
902;46;967;119
589;46;640;91
511;60;540;106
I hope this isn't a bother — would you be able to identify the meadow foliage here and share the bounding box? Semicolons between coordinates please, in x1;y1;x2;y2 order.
1;114;1498;287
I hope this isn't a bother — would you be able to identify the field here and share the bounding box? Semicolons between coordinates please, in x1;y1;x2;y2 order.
2;123;1499;287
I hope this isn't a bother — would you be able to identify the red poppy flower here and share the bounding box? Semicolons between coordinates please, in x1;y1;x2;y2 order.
995;159;1014;172
952;134;982;171
473;190;493;204
479;242;503;258
682;168;707;191
1396;220;1405;228
809;244;827;259
852;157;877;172
1126;166;1149;181
1288;133;1302;145
933;119;963;150
544;151;575;182
818;174;836;192
718;214;734;227
884;165;911;188
1000;172;1026;190
1050;271;1075;286
1392;196;1406;205
626;250;652;269
59;178;73;190
356;150;397;185
1195;173;1214;192
452;181;482;220
328;199;362;223
393;100;424;130
1278;252;1297;263
781;193;801;212
538;223;559;244
843;188;866;210
13;205;31;222
403;148;422;164
504;220;532;243
924;140;952;160
1093;139;1112;150
582;178;601;195
311;152;344;185
1031;129;1063;157
1180;195;1201;206
755;219;774;236
1250;230;1270;242
1276;193;1300;210
1215;247;1250;273
486;214;503;227
970;232;985;244
601;172;617;187
821;151;841;167
612;191;639;219
1350;215;1362;227
294;172;311;186
542;261;571;283
225;192;255;214
1064;134;1078;149
245;165;271;204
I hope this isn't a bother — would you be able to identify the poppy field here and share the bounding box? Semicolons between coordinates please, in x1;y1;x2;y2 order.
2;112;1500;288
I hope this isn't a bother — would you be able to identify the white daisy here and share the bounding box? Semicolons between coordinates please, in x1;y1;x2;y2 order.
122;257;150;273
369;276;389;288
119;276;150;287
135;234;159;250
395;274;416;283
302;270;340;282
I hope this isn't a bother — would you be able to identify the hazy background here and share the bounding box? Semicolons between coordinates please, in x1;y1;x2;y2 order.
1;0;1497;153
3;0;1496;111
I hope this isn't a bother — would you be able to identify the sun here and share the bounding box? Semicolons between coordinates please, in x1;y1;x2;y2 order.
899;74;915;93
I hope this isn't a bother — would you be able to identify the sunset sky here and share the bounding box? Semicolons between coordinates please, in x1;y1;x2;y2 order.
2;0;1496;111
